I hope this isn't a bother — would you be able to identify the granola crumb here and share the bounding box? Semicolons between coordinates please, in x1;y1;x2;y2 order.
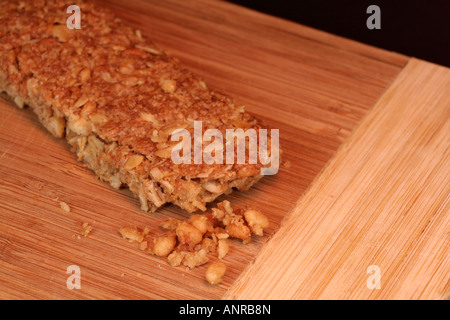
205;262;227;285
59;201;71;213
283;160;291;168
150;234;177;257
80;222;92;237
244;208;269;237
172;249;209;269
139;240;148;251
118;226;145;243
217;239;229;259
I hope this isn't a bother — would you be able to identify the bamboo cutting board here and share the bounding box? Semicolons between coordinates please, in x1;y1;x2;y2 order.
0;0;448;300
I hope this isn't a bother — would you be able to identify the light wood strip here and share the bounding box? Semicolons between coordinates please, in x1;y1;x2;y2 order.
225;58;450;300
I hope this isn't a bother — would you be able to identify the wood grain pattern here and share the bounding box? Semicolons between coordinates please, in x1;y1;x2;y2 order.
0;0;435;300
226;58;450;300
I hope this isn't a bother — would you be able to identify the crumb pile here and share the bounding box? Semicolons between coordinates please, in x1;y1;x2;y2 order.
119;200;269;284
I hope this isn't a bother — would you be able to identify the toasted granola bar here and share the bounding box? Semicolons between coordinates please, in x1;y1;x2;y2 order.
0;0;268;212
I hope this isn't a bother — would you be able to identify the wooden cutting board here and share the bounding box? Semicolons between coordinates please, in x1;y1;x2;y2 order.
0;0;448;300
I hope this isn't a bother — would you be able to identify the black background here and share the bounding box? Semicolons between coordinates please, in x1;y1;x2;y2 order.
227;0;450;67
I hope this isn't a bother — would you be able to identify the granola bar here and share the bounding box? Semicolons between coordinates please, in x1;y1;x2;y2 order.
0;0;268;212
